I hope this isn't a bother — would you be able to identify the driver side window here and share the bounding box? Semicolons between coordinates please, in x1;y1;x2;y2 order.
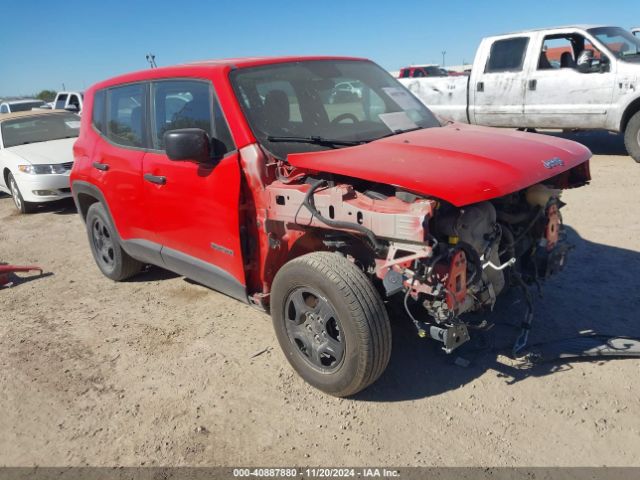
538;34;608;73
151;80;234;156
538;36;574;69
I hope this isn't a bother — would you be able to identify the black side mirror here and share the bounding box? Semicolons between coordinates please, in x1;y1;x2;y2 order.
164;128;211;163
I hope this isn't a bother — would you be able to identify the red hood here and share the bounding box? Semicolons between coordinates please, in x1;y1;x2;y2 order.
287;123;591;206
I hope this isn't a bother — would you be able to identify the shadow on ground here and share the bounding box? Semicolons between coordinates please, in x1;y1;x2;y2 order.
111;223;640;402
0;193;77;216
541;130;628;157
127;265;180;282
34;198;77;215
355;226;640;402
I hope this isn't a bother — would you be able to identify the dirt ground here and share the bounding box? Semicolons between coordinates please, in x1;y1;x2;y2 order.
1;131;639;467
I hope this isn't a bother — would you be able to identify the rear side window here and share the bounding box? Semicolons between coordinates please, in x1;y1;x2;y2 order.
151;79;234;157
55;94;68;109
485;37;529;72
106;84;145;148
92;90;106;133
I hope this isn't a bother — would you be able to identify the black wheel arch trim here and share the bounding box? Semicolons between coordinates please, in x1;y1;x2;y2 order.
621;97;640;132
72;180;114;224
72;180;248;303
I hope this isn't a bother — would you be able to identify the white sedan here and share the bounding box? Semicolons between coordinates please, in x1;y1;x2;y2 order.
0;110;79;213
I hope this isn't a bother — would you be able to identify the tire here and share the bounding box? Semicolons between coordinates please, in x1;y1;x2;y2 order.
85;202;143;281
271;251;391;397
624;111;640;163
8;172;36;214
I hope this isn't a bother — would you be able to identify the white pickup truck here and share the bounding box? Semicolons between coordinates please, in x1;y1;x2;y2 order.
400;25;640;162
53;91;83;114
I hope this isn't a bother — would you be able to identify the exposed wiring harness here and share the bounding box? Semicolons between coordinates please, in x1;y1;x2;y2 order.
301;178;385;254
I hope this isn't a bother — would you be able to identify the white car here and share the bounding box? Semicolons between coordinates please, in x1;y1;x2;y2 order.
0;98;47;113
329;81;363;103
0;110;79;213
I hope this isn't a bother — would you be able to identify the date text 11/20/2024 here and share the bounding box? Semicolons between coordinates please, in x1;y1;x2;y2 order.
232;468;401;477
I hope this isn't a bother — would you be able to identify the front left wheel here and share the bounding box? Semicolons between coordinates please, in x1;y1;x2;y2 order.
271;252;391;397
624;110;640;163
8;172;36;214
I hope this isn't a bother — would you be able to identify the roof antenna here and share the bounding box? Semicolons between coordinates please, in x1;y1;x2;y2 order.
146;53;157;69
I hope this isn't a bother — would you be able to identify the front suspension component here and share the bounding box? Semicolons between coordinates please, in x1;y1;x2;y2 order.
426;324;471;353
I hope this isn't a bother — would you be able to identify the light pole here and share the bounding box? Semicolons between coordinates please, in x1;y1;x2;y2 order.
146;53;157;69
441;50;447;67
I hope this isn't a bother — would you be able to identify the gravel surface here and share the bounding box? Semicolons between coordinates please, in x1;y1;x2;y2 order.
1;134;639;466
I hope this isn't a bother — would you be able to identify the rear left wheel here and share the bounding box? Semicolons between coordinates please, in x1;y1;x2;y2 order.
8;173;35;214
271;252;391;397
85;202;143;281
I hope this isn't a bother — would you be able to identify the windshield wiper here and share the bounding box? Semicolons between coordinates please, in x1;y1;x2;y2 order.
267;127;426;148
266;135;365;147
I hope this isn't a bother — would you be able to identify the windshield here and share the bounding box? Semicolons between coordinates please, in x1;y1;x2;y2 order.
230;60;441;158
1;113;80;148
588;27;640;62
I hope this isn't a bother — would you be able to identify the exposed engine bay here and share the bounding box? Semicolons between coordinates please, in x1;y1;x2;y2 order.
243;144;590;356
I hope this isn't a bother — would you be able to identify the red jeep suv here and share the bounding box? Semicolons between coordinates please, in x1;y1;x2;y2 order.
71;56;591;396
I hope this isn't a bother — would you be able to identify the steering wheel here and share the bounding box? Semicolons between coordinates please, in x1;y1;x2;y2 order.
331;113;359;125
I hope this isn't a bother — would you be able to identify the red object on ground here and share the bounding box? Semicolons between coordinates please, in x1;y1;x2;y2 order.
0;264;43;286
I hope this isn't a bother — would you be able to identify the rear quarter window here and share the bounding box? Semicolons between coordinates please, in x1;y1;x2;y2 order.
105;84;145;148
55;94;68;109
485;37;529;73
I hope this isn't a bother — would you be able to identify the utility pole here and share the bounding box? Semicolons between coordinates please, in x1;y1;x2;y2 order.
441;51;447;67
146;53;157;69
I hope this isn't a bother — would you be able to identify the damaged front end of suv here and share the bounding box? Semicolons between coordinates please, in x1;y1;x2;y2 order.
259;150;589;356
239;131;590;358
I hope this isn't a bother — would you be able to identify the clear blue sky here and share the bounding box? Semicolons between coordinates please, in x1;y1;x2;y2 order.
1;0;637;96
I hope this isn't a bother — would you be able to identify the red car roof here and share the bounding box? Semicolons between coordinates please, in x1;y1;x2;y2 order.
92;56;369;90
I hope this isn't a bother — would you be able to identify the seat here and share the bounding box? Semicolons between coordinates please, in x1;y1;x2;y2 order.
538;51;552;69
560;52;576;68
261;90;290;134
